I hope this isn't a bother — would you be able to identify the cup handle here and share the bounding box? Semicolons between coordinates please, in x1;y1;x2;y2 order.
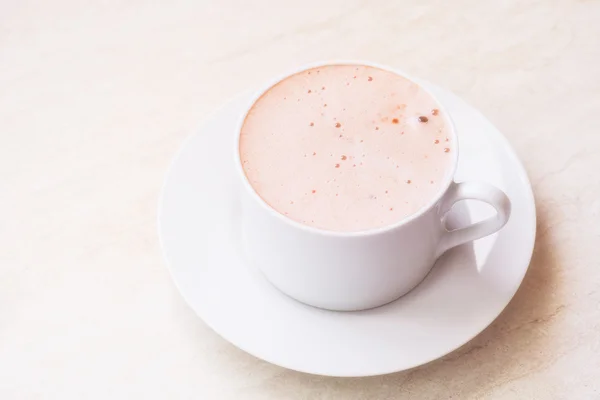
436;181;511;257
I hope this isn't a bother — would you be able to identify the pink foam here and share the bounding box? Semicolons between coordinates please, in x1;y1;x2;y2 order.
240;65;453;232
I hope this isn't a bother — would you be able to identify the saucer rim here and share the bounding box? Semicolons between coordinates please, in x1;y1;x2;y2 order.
158;84;536;377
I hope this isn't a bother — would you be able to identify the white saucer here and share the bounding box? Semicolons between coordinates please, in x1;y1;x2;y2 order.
158;81;536;377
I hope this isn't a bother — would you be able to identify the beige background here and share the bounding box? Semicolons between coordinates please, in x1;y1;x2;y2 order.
1;0;599;398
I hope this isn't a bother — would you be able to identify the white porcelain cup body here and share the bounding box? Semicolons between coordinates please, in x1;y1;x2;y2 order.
235;62;511;311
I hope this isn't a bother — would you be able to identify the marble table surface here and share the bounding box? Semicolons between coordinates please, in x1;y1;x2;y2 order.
1;0;599;398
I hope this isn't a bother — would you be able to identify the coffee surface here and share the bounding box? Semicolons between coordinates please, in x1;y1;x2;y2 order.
240;65;453;232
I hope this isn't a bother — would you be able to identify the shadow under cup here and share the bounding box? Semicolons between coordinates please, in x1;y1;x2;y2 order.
235;62;510;311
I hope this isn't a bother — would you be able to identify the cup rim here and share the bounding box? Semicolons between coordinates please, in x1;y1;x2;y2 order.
234;60;459;237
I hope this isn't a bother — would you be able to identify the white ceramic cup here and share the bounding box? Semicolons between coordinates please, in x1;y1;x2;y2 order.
235;62;511;311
